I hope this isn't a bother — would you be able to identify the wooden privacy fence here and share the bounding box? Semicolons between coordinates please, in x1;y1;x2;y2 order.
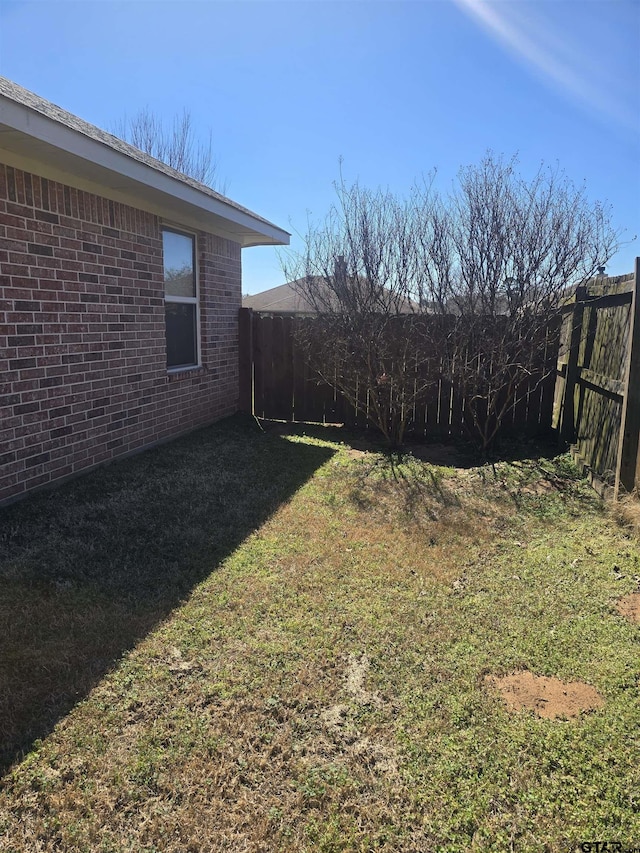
238;308;558;441
554;258;640;496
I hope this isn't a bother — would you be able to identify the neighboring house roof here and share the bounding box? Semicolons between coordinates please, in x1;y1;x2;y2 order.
243;278;420;314
0;77;290;248
243;280;319;314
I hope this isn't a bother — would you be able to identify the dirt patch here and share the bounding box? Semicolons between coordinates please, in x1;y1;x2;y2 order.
616;591;640;624
345;448;370;460
485;671;604;719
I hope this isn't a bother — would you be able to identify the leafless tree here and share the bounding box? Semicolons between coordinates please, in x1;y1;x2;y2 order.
284;154;621;451
417;154;620;450
113;107;226;191
283;176;440;447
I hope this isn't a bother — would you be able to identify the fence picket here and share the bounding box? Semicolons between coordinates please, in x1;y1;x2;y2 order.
241;305;580;445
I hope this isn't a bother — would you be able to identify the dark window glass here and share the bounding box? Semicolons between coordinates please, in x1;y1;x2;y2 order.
165;303;197;368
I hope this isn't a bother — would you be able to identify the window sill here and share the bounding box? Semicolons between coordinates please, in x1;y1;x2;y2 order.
167;366;206;382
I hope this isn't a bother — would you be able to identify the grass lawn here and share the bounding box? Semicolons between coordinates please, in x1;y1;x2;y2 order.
0;414;638;852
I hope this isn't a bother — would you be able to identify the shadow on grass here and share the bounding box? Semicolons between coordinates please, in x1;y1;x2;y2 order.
258;419;564;468
259;420;597;522
0;414;334;777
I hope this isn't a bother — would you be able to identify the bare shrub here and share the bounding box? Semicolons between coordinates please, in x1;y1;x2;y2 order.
285;154;620;450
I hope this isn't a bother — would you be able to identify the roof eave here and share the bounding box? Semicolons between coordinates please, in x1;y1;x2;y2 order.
0;94;290;248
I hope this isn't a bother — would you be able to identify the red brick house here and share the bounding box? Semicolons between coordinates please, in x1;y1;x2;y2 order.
0;78;289;504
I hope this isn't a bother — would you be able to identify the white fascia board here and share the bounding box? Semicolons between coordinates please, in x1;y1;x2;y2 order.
0;97;290;248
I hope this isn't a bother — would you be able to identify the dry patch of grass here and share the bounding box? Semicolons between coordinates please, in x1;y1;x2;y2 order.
612;491;640;538
1;418;639;851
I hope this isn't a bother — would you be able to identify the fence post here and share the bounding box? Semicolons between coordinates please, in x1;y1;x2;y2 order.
615;257;640;498
238;307;254;414
560;285;587;444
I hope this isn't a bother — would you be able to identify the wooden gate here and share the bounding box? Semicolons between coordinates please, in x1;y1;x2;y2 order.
554;258;640;495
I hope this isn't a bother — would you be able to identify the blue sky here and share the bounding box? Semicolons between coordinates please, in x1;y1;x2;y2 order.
0;0;638;293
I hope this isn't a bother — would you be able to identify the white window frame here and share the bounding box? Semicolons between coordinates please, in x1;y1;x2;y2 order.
162;225;201;371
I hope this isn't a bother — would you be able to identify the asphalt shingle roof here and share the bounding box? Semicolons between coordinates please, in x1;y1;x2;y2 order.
242;278;420;314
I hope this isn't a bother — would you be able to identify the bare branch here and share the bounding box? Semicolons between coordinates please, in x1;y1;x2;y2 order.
112;107;227;192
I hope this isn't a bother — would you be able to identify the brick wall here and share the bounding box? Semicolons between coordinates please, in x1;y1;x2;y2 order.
0;165;242;504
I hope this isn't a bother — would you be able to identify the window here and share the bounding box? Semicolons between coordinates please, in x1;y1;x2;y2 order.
162;228;198;369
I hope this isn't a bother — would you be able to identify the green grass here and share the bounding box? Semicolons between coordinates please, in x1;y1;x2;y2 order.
0;415;638;852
